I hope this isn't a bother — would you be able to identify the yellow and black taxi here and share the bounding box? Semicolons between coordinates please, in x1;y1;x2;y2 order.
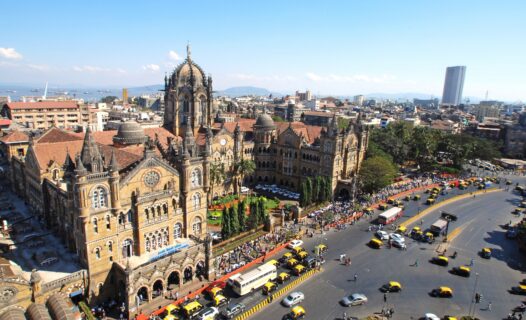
280;252;294;263
266;259;279;267
159;304;180;320
413;194;421;201
369;238;383;249
431;286;453;298
181;301;204;319
426;198;436;205
282;306;306;320
379;203;389;210
387;198;395;204
382;281;402;292
423;232;434;243
428;193;437;199
511;284;526;295
314;243;328;254
213;294;230;307
404;195;411;201
395;225;407;235
410;226;422;239
425;188;432;194
262;281;278;295
430;255;449;266
480;247;492;259
287;258;300;269
277;272;291;284
513;207;524;215
292;264;307;276
364;207;374;215
451;265;471;277
291;246;305;256
207;286;223;299
296;250;309;261
443;316;458;320
395;200;404;208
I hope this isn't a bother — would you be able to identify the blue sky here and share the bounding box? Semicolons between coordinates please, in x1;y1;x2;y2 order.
0;0;524;101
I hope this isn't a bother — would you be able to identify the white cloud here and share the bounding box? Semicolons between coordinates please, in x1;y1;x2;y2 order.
0;48;23;60
73;65;109;72
305;72;396;83
229;73;296;81
142;64;160;72
27;64;50;71
168;50;182;61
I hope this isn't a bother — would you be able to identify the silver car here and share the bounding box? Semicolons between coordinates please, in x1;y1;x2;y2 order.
341;293;368;306
281;291;304;307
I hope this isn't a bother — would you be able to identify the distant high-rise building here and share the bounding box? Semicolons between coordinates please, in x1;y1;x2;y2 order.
122;88;128;104
353;95;365;106
441;66;466;106
296;90;312;102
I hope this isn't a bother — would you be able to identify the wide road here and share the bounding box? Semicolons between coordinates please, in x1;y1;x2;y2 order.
251;175;526;320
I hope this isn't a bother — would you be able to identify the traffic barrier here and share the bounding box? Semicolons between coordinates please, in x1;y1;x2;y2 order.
234;268;320;320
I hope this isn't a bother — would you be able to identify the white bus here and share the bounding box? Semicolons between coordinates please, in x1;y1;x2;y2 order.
230;263;277;296
378;207;403;225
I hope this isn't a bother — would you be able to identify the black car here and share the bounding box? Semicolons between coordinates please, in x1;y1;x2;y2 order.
302;257;317;269
221;303;246;319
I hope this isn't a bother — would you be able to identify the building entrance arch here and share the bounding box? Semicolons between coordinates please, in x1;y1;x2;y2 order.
167;271;180;289
137;287;149;305
183;266;193;284
152;280;164;299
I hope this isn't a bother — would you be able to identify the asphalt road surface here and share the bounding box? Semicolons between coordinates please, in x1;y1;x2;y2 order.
249;174;526;320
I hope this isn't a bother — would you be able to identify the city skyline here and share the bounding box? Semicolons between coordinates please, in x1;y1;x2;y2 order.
1;1;525;101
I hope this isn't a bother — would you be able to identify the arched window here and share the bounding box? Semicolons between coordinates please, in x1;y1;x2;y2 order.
200;97;206;124
174;223;182;239
52;169;59;180
92;186;107;209
105;215;111;230
127;211;132;223
163;204;168;216
192;217;202;235
93;218;98;233
145;208;150;220
157;234;162;248
191;169;201;187
163;231;169;246
107;241;113;252
118;213;125;225
193;193;201;210
95;247;101;259
145;237;151;252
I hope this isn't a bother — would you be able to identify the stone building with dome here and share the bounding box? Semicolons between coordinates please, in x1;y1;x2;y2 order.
2;120;214;315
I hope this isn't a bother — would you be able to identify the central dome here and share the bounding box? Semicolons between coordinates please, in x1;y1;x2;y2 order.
113;121;147;145
255;114;275;128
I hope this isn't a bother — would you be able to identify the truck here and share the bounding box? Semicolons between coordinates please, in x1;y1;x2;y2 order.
378;207;403;225
429;218;448;236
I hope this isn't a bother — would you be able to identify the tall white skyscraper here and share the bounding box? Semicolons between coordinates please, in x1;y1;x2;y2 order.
441;66;466;106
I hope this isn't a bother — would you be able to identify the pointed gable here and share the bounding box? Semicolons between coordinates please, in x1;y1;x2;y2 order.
34;127;82;144
0;130;29;144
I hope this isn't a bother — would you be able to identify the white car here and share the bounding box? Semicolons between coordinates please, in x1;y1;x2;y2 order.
281;291;304;307
424;314;440;320
341;293;368;306
375;230;389;241
287;240;304;249
389;233;405;243
240;186;249;193
198;307;219;320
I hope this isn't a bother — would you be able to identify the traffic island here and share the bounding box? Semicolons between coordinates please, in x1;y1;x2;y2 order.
234;268;321;320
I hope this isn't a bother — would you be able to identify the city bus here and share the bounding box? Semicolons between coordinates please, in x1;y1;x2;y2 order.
229;263;277;296
378;207;403;225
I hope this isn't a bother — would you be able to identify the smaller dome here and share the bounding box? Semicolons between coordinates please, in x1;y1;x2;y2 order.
255;114;275;128
113;121;147;146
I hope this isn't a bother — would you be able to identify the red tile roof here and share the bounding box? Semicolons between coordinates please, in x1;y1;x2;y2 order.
35;127;83;143
217;119;256;134
0;130;29;143
0;119;11;126
275;122;323;144
4;101;79;110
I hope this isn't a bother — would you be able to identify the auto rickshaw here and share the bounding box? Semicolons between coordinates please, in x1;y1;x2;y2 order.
287;258;300;269
283;306;306;320
428;193;437;199
481;248;492;259
160;304;180;320
262;281;278;295
364;207;374;215
379;203;388;210
277;272;291;284
432;286;453;297
213;294;230;307
452;266;471;277
413;194;421;201
410;226;421;238
395;200;404;208
387;198;395;204
382;281;402;292
314;244;328;255
444;316;458;320
511;285;526;295
291;246;305;255
395;225;407;235
513;207;523;215
280;252;294;263
266;259;279;267
369;238;383;249
404;195;411;201
432;187;441;193
425;188;432;194
431;256;449;266
296;251;308;261
208;286;223;299
293;264;307;276
426;198;436;205
423;232;434;244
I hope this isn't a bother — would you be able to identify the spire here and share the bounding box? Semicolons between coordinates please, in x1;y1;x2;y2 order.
80;126;104;172
182;117;195;158
187;42;192;61
63;149;75;172
109;149;119;172
74;153;86;175
234;122;240;135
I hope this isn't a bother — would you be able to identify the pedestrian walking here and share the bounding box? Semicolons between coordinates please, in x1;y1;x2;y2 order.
470;258;474;266
383;293;387;303
488;301;492;311
413;259;418;267
354;273;358;281
343;311;347;320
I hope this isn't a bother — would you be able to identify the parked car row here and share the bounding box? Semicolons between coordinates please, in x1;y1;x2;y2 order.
255;184;300;200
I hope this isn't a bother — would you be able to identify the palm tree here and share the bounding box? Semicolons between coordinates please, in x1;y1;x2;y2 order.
210;163;226;202
234;159;256;195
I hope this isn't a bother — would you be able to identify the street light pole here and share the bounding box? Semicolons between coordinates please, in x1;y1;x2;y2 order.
468;272;480;317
